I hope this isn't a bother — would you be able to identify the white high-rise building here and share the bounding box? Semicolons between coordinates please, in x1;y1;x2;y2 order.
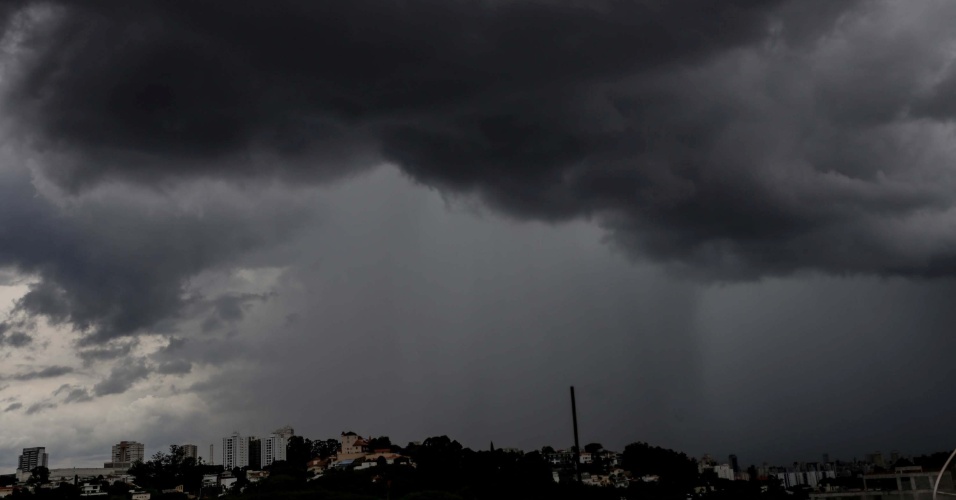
222;432;248;469
261;431;289;467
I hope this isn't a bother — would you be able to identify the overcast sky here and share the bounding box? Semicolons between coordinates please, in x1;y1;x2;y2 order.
3;0;956;471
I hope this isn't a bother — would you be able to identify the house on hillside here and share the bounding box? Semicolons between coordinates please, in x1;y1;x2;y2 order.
340;432;368;456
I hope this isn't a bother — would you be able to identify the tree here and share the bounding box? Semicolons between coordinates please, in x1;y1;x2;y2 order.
230;467;249;493
129;445;214;493
621;441;698;487
400;492;463;500
27;466;49;486
285;436;314;467
313;439;340;458
108;480;132;497
541;446;555;455
368;436;393;452
584;443;603;454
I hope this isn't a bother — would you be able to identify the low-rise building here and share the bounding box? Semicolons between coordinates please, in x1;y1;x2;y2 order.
545;450;575;466
714;464;735;481
338;432;368;460
246;471;270;483
80;483;106;497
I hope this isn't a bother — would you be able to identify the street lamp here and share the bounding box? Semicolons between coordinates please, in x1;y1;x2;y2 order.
934;448;956;499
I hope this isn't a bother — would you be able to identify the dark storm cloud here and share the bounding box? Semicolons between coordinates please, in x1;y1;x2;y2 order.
8;365;73;381
92;357;149;396
0;317;34;346
4;0;788;186
21;0;956;282
3;331;32;347
0;321;32;347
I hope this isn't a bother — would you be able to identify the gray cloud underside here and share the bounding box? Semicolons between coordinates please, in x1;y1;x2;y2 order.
92;357;149;396
25;400;56;415
0;0;955;343
0;167;310;340
156;359;192;375
7;365;73;381
54;384;93;404
0;318;34;348
77;341;137;366
0;330;32;348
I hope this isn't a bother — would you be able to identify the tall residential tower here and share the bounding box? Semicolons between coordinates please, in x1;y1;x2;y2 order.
222;432;248;469
106;441;145;469
261;432;288;467
18;447;48;472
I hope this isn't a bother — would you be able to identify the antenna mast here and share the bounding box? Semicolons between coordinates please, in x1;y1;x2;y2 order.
571;386;582;483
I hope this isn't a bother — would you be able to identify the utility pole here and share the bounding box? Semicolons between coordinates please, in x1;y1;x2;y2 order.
571;386;582;483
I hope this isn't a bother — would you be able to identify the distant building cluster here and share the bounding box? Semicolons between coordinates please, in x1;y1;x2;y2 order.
307;431;410;476
543;447;627;488
14;443;133;485
221;426;294;470
10;441;201;484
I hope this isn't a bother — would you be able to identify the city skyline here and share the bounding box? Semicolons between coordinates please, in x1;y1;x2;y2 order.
2;434;944;475
4;0;956;473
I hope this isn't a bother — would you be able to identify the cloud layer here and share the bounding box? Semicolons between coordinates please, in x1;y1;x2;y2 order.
6;0;953;285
